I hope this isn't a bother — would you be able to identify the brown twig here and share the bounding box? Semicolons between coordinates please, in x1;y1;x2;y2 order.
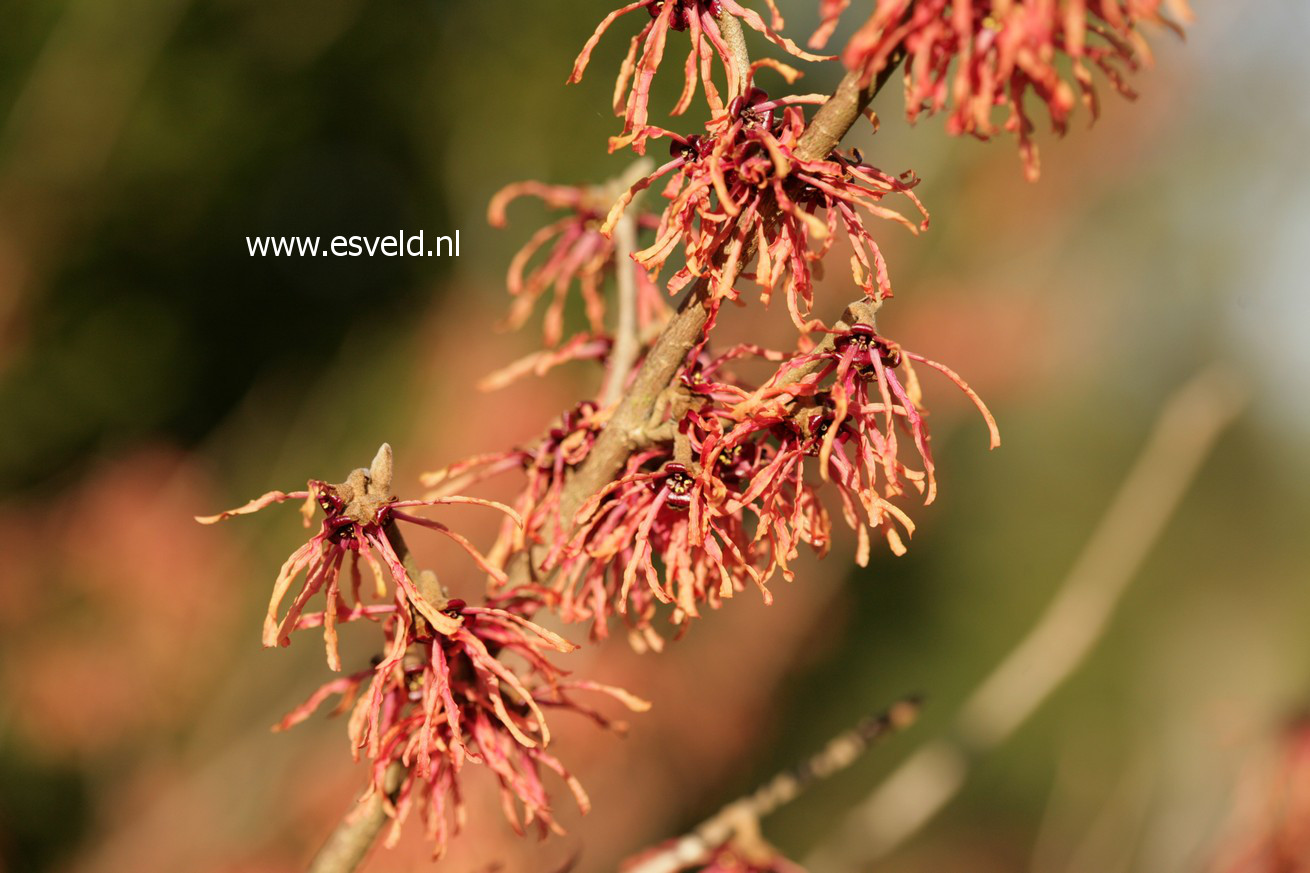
307;763;404;873
803;363;1248;870
625;697;922;873
716;7;752;98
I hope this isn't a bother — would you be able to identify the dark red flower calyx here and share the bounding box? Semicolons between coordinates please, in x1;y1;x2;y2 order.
669;133;709;162
800;402;850;456
728;87;775;130
311;443;398;530
839;323;904;374
659;462;696;511
716;441;758;484
649;0;722;31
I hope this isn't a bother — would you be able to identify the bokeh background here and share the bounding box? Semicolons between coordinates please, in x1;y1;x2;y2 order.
1;1;1307;872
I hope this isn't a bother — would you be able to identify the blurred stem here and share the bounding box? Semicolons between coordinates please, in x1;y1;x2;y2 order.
601;158;655;408
601;213;640;407
804;364;1248;872
307;763;403;873
627;698;922;873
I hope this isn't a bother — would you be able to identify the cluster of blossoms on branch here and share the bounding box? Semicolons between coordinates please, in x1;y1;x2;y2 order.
201;0;1184;864
200;445;649;855
815;0;1194;178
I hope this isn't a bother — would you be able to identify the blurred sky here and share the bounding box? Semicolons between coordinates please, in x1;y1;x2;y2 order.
0;2;1307;873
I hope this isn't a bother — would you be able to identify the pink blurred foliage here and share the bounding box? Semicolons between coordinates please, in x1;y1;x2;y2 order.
1213;717;1310;873
0;445;245;758
889;282;1056;405
68;724;361;873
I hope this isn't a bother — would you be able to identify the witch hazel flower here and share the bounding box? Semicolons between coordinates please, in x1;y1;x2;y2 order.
570;0;828;154
765;146;928;324
748;316;999;497
601;80;820;280
716;393;902;565
726;309;999;558
547;407;770;644
602;83;927;328
489;179;666;347
650;347;835;587
422;401;605;582
278;598;649;857
816;0;1193;179
197;444;520;670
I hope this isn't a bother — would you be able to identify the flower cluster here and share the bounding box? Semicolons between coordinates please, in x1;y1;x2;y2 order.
197;445;513;667
600;80;928;327
447;310;996;646
569;0;826;153
200;445;646;856
474;3;999;647
277;599;647;855
489;180;666;347
813;0;1193;179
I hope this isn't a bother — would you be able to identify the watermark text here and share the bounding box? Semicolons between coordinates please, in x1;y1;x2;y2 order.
246;230;459;257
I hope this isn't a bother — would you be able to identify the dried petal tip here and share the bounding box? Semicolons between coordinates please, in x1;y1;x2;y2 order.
194;489;306;524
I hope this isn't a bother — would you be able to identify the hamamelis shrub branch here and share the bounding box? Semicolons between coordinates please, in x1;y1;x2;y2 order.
199;2;1191;870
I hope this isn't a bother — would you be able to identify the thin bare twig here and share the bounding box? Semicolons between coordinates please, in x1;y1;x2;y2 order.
307;763;404;873
804;363;1248;871
627;698;922;873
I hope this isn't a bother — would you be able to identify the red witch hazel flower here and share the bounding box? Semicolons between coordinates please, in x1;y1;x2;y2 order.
603;79;927;328
489;179;665;347
814;0;1193;179
278;597;649;857
422;401;605;581
197;444;519;670
569;0;828;153
547;410;768;647
765;144;927;322
725;307;999;559
477;332;616;393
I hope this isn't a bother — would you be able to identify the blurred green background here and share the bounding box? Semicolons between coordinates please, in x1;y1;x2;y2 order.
1;1;1307;872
